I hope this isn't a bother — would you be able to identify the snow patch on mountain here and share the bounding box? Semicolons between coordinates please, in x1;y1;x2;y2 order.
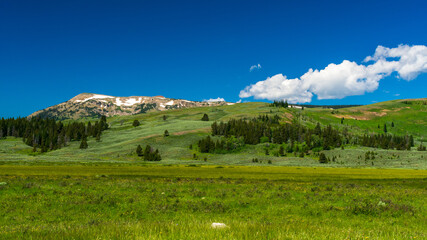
74;94;115;103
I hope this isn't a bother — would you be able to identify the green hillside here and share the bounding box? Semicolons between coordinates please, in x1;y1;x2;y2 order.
1;98;426;169
302;98;427;138
1;99;427;239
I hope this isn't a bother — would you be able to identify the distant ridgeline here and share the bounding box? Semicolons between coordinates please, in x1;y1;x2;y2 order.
29;93;228;120
296;104;363;109
194;114;415;155
270;100;362;109
0;116;108;152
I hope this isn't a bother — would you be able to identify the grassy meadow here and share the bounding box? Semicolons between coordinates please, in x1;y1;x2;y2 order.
0;99;426;239
0;165;426;239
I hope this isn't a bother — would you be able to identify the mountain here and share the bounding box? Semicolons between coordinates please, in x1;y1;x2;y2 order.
29;93;230;120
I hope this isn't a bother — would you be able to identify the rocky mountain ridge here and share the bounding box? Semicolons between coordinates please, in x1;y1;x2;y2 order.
29;93;230;120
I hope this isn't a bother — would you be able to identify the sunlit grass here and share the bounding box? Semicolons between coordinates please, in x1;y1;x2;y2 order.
0;165;426;239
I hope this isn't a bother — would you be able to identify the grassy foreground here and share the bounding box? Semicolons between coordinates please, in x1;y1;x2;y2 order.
0;165;426;239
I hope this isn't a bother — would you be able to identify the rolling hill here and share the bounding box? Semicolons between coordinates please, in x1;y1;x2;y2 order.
1;98;426;169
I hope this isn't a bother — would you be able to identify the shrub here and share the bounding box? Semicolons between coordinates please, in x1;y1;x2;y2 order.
132;120;140;127
142;145;161;161
201;113;209;121
136;145;143;156
319;153;328;163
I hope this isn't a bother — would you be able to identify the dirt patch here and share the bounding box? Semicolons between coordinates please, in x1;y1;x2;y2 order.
333;113;373;121
284;112;293;120
368;111;387;117
173;128;211;136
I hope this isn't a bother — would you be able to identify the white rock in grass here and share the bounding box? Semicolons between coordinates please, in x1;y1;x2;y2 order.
211;223;227;229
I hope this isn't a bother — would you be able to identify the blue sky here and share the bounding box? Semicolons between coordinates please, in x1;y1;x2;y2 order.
1;0;426;117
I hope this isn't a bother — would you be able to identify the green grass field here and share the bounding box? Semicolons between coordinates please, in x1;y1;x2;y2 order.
0;165;426;239
0;99;426;239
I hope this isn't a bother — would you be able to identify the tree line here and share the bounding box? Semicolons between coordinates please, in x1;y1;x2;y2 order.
211;115;342;150
208;114;414;152
136;144;161;161
270;100;288;108
0;116;108;152
360;134;414;150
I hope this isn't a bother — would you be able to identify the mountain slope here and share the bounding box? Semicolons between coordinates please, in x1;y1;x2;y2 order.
29;93;229;120
2;98;426;169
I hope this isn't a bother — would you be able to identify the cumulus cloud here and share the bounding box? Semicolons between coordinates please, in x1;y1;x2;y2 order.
249;64;262;72
203;97;226;103
239;74;313;103
240;45;427;103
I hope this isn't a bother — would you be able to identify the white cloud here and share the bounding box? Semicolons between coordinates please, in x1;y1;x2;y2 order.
240;44;427;103
236;99;242;103
239;74;313;103
203;97;226;103
249;64;262;72
394;93;400;96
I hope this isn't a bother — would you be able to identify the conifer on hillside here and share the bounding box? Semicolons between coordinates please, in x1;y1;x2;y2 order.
201;114;209;121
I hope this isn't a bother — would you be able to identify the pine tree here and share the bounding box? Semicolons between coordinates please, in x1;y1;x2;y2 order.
79;139;88;149
162;115;167;121
201;114;209;121
164;130;169;137
95;132;101;142
154;149;161;161
100;116;109;130
391;122;394;127
136;145;143;156
279;145;285;156
383;124;387;133
314;123;322;135
87;121;92;136
143;145;152;161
